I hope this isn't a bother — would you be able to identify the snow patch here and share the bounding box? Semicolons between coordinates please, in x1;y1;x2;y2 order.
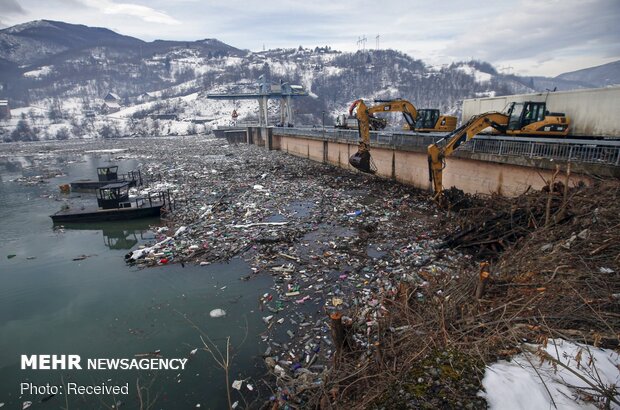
480;339;620;410
323;66;343;76
457;65;492;83
23;66;53;78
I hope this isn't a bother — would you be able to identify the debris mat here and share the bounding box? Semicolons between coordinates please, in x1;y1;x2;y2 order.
6;136;618;409
314;178;620;409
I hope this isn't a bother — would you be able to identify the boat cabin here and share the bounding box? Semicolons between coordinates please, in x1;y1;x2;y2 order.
97;166;119;182
96;182;131;209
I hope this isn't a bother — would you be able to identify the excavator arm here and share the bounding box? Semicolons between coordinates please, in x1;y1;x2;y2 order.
348;99;418;173
366;99;418;128
428;112;509;196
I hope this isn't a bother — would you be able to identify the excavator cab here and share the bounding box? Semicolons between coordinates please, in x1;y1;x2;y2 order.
505;101;569;136
507;102;547;130
415;109;440;130
404;108;456;132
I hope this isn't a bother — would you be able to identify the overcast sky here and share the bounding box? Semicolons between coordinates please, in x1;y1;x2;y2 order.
2;0;619;77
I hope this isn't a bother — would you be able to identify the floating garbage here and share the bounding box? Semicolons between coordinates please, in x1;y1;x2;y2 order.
174;226;188;237
29;135;454;406
209;308;226;318
346;210;363;217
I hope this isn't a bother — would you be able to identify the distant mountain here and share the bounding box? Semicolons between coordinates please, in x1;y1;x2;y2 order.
0;20;245;106
517;60;620;91
0;20;243;66
0;20;617;127
0;20;143;65
556;60;620;87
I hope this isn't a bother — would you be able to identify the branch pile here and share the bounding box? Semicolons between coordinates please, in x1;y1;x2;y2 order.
313;179;620;409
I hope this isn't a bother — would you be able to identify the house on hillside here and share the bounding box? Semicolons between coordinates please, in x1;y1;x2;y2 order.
101;92;122;114
0;100;11;120
104;92;121;103
101;101;121;114
137;92;156;103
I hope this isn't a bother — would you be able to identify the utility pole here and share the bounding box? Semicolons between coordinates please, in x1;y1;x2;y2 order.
357;35;367;52
376;34;380;50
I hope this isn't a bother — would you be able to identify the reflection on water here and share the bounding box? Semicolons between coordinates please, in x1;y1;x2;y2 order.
59;218;159;250
0;151;271;408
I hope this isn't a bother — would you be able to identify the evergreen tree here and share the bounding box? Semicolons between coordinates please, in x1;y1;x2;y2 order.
11;117;38;142
56;127;70;140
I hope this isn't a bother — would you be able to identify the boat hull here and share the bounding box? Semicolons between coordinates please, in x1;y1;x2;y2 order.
70;179;137;191
51;204;163;223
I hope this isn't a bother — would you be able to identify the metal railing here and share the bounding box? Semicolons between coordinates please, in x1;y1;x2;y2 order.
273;127;444;149
461;139;620;166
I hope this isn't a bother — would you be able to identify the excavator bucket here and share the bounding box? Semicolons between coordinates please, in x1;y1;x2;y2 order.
349;151;375;174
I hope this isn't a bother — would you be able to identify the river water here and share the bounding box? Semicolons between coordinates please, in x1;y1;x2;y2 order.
0;152;271;409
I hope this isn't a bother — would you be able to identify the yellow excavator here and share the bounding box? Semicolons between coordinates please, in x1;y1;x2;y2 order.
404;109;458;132
428;101;570;197
348;99;418;173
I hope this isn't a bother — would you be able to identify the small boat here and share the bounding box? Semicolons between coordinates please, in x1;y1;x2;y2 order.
51;182;169;223
69;166;142;191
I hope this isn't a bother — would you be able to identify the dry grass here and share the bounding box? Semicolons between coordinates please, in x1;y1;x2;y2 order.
311;178;620;409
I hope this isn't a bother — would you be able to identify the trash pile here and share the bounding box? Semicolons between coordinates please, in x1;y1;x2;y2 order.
13;168;64;185
115;137;619;408
490;179;620;344
313;177;620;408
443;180;578;260
106;135;476;407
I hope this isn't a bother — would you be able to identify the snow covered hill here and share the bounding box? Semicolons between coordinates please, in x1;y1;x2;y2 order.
0;20;143;65
556;60;620;88
0;20;617;142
